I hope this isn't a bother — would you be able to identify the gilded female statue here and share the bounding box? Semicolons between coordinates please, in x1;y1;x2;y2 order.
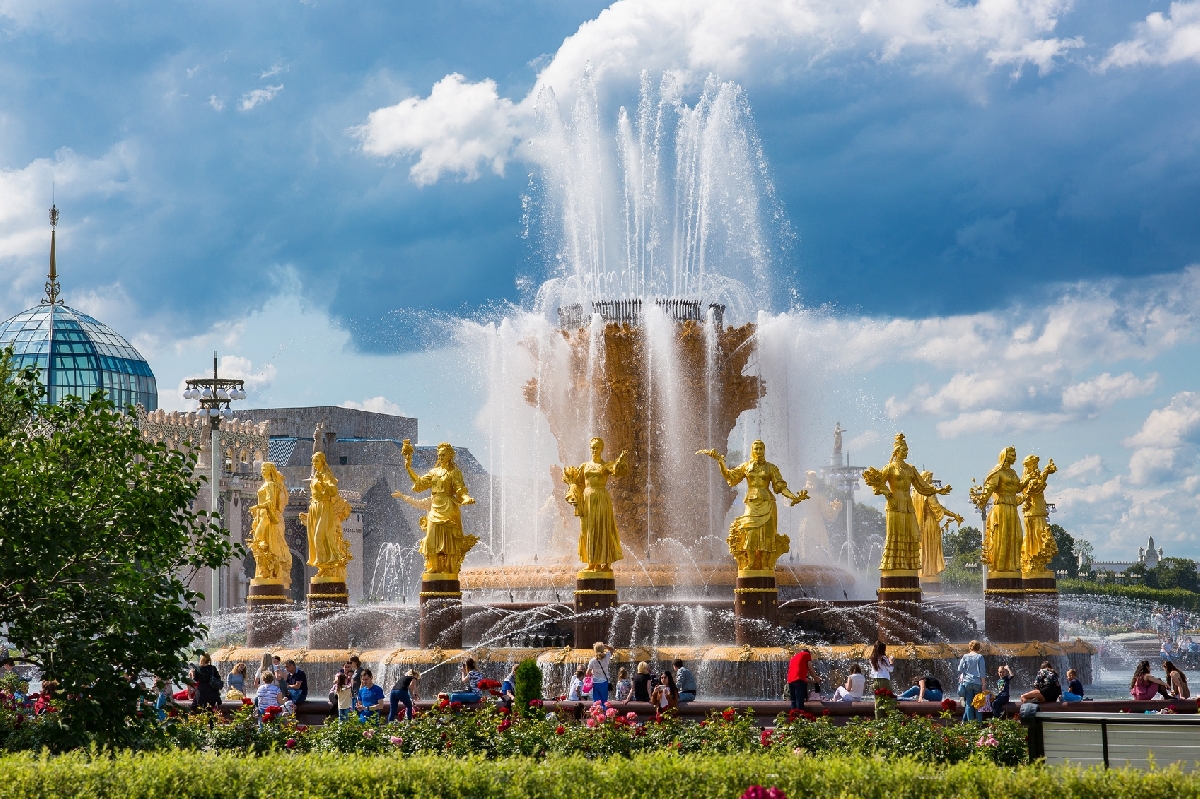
912;469;963;581
970;446;1022;575
564;437;628;573
862;434;950;573
249;461;291;587
398;439;478;577
300;451;353;582
1020;454;1058;574
699;439;807;572
796;470;841;562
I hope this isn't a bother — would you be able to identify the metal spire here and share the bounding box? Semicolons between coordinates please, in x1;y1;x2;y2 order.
43;204;61;305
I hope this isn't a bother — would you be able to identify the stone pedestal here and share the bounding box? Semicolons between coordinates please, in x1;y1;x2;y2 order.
420;574;463;649
734;570;778;646
984;571;1025;643
574;570;617;648
307;579;349;649
246;580;292;647
877;569;922;643
1023;569;1059;642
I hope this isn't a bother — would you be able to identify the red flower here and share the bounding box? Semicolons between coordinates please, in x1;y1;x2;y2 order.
167;708;178;718
821;709;830;716
555;725;566;735
497;719;512;732
722;708;736;721
940;699;957;712
698;720;707;727
477;679;501;691
296;724;308;732
498;706;510;715
528;699;543;707
741;787;787;799
285;738;296;749
241;698;254;706
450;701;463;710
760;728;773;748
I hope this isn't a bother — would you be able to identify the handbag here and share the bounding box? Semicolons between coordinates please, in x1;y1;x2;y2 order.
582;675;593;695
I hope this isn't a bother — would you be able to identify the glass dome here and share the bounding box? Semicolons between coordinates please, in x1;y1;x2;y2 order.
0;303;158;410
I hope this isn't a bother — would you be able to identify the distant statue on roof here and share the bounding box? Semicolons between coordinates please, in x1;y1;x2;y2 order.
398;439;479;578
833;422;843;456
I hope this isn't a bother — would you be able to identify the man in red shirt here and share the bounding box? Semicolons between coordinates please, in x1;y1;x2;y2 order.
787;647;816;710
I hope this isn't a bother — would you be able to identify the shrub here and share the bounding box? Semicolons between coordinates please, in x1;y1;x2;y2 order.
513;658;543;718
1059;579;1200;612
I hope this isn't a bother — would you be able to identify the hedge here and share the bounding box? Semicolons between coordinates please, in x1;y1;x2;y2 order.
1059;580;1200;612
1;750;1198;798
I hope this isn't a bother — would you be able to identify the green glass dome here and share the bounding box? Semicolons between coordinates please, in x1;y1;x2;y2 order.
0;302;158;411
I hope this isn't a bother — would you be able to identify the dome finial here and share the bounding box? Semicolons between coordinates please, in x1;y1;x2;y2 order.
43;204;61;306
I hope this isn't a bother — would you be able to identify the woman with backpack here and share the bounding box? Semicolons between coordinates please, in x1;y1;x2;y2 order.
191;653;223;711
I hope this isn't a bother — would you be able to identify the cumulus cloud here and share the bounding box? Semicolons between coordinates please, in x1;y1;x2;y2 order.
341;396;407;416
239;84;283;111
1124;391;1200;485
360;0;1086;185
1062;454;1104;480
1062;371;1159;414
208;95;225;111
354;73;519;185
1101;2;1200;69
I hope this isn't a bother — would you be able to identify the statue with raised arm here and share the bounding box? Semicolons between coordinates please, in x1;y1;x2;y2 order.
300;452;353;583
969;446;1023;575
563;437;628;574
862;433;950;573
249;461;291;588
398;439;479;578
912;469;963;582
698;439;807;573
1020;454;1059;575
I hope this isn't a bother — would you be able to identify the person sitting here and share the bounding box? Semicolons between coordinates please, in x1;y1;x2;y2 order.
1019;661;1061;704
832;664;866;702
1186;637;1200;655
674;659;698;703
1061;668;1085;702
1129;660;1170;700
356;668;385;720
255;671;283;716
284;659;307;704
630;661;656;704
1161;639;1177;664
614;667;633;702
650;671;677;717
567;667;588;702
898;673;943;702
448;658;483;704
1163;661;1190;699
992;665;1013;718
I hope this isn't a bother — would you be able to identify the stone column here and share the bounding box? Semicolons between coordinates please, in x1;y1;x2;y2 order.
307;578;349;649
246;579;291;647
420;574;463;649
734;569;778;646
877;569;922;643
1023;568;1059;642
984;570;1025;643
574;569;617;648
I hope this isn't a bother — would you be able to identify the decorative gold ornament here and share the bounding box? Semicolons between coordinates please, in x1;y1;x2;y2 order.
300;452;353;583
1020;455;1059;576
862;433;951;573
912;469;963;580
248;461;291;587
970;446;1022;575
563;437;629;574
397;439;479;579
698;439;806;573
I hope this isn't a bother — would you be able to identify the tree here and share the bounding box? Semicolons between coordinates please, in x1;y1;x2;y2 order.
1149;557;1199;592
852;502;885;545
0;348;237;748
513;658;543;719
1047;524;1079;578
943;525;982;562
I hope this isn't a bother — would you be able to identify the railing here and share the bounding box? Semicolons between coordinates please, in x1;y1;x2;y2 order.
555;299;727;330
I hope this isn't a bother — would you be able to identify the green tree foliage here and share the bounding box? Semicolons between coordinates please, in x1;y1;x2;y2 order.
0;348;237;748
1145;557;1199;592
943;525;982;561
1047;524;1079;578
852;502;885;544
513;658;543;718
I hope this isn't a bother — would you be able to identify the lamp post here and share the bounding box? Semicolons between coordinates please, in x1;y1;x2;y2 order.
182;352;247;617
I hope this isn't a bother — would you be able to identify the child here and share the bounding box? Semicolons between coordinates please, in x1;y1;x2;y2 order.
334;672;353;721
153;679;173;721
568;667;587;702
992;665;1013;718
255;671;283;714
614;667;633;702
1062;668;1085;702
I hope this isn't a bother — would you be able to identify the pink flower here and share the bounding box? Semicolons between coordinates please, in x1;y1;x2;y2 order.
606;707;617;719
390;736;403;746
586;718;597;728
363;728;375;739
285;738;296;749
626;711;638;722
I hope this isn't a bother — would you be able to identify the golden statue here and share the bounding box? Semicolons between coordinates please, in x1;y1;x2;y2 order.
248;461;291;588
398;439;479;579
300;452;353;583
698;439;807;574
1020;454;1059;575
912;469;963;582
970;446;1022;576
564;437;628;574
862;434;950;573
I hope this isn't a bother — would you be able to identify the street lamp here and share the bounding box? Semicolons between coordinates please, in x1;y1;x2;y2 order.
183;352;247;617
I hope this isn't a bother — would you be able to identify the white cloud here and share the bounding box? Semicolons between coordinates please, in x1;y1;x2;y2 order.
1062;454;1103;480
260;59;289;79
935;409;1071;439
360;0;1085;185
353;73;520;185
1062;371;1159;414
1101;2;1200;70
208;95;225;111
239;84;283;111
1124;391;1200;485
341;396;407;416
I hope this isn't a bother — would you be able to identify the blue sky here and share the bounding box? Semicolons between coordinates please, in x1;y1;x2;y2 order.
2;0;1199;560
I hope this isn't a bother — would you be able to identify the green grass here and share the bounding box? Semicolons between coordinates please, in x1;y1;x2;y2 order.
1;751;1198;798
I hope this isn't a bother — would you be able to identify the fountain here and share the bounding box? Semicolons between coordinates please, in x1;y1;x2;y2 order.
214;72;1095;700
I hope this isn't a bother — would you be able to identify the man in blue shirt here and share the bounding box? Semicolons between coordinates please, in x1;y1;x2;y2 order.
284;660;308;704
357;668;385;721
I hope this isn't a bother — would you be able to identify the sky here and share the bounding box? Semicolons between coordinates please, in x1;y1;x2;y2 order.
1;0;1199;561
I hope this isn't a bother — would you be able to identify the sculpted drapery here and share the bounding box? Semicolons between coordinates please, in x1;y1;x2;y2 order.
249;461;291;587
564;437;628;573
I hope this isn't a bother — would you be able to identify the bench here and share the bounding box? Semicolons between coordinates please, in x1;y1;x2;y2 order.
1035;711;1200;771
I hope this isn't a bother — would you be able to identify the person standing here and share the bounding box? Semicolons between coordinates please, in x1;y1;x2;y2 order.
332;672;353;721
357;669;385;720
674;659;698;703
869;642;895;719
587;642;615;707
389;668;419;722
349;656;363;710
957;640;987;721
191;653;223;712
284;660;308;704
787;646;815;710
255;652;273;689
631;661;656;703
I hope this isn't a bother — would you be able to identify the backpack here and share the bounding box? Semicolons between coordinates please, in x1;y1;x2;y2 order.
207;667;223;692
